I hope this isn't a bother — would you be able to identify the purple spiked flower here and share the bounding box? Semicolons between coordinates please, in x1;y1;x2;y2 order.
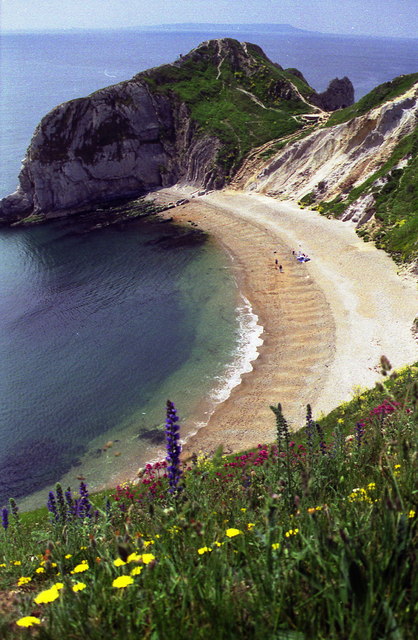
355;422;365;448
1;507;9;530
165;400;182;495
78;482;92;519
47;491;58;519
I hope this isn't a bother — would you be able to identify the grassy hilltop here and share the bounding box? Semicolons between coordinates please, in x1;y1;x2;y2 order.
0;359;417;639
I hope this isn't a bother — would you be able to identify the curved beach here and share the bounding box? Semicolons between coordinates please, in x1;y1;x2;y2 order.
153;188;418;457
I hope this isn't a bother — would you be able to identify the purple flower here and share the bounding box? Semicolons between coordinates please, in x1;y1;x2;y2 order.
47;491;58;519
1;507;9;530
165;400;182;495
78;482;92;519
355;422;365;448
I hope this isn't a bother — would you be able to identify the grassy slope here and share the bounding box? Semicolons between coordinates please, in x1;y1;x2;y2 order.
140;42;313;176
326;72;418;127
318;124;418;262
0;362;416;639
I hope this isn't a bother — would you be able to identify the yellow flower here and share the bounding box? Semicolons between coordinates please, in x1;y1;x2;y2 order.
113;558;126;567
143;540;154;548
52;582;64;590
71;561;89;574
271;543;280;550
65;554;72;559
0;563;6;568
140;553;155;564
35;567;45;574
213;541;224;547
13;561;22;566
17;576;32;586
247;523;255;530
408;510;416;519
34;586;61;604
197;546;212;555
127;552;141;563
130;566;143;576
367;483;376;490
225;528;243;538
16;616;41;627
285;528;299;538
240;508;247;512
72;582;87;592
337;418;344;424
112;575;134;588
79;546;87;550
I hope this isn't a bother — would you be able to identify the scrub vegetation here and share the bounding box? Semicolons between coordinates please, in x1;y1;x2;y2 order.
0;359;416;639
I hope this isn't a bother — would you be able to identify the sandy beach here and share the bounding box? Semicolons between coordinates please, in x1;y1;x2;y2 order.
152;188;418;458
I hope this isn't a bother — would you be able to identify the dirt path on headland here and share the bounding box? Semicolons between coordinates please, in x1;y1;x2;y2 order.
152;188;418;457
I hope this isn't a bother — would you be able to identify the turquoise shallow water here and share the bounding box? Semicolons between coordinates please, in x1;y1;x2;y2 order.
0;216;261;509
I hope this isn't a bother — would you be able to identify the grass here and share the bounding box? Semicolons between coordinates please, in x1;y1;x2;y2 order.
139;39;314;178
325;73;418;127
0;358;417;639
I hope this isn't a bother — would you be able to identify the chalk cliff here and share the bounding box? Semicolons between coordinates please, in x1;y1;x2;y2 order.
0;38;353;223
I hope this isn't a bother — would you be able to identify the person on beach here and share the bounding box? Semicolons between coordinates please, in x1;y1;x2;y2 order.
275;258;278;269
279;265;283;272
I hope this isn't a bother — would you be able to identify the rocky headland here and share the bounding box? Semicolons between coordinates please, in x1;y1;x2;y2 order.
0;38;353;223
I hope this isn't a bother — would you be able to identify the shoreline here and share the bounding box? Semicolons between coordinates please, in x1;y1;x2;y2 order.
151;190;337;457
148;187;418;459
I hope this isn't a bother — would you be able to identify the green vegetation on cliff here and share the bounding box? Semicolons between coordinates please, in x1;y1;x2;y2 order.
141;39;314;175
326;72;418;127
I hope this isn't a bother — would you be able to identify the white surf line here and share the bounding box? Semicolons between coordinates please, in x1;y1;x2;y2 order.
201;190;418;414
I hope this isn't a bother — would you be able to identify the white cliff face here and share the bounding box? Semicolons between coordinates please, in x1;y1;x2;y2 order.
249;83;418;206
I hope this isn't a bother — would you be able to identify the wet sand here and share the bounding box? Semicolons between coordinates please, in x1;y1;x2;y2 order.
151;188;418;458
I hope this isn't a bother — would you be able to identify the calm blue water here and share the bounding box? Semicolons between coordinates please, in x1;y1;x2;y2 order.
0;28;416;507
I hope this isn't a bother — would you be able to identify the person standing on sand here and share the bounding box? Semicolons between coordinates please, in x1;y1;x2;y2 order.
279;265;283;272
275;258;278;269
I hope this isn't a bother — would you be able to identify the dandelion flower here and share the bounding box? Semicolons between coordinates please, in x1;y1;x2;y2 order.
408;510;416;518
17;576;32;586
72;582;87;592
225;528;243;538
130;566;143;576
16;616;41;627
112;575;134;588
143;540;154;548
271;543;280;550
34;587;61;604
71;561;89;574
113;558;126;567
35;567;45;574
247;523;255;530
13;561;22;566
140;553;155;564
213;541;223;547
51;582;64;590
65;554;72;559
127;552;141;563
197;546;212;555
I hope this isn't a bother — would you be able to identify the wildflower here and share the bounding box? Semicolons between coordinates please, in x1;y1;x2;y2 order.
197;546;212;555
140;553;155;564
143;540;154;548
35;567;45;574
165;400;183;495
367;482;376;490
225;528;243;538
305;404;315;451
247;523;255;530
13;561;22;566
112;575;134;588
113;558;126;567
77;482;92;519
71;560;89;574
240;508;247;512
9;498;19;524
355;422;365;448
130;566;143;576
408;510;416;518
16;616;41;627
1;507;9;530
0;563;6;567
72;582;87;592
213;541;223;547
65;554;72;559
17;576;32;586
34;586;61;604
52;582;64;590
127;552;141;563
337;418;344;424
271;543;280;550
47;492;57;519
285;529;299;538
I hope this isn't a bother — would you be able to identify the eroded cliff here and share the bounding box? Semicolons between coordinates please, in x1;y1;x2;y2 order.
0;38;353;223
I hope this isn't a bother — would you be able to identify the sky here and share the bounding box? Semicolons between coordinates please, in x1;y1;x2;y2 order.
1;0;417;38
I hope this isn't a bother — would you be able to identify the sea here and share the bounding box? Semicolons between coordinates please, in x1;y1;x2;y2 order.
0;27;417;508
